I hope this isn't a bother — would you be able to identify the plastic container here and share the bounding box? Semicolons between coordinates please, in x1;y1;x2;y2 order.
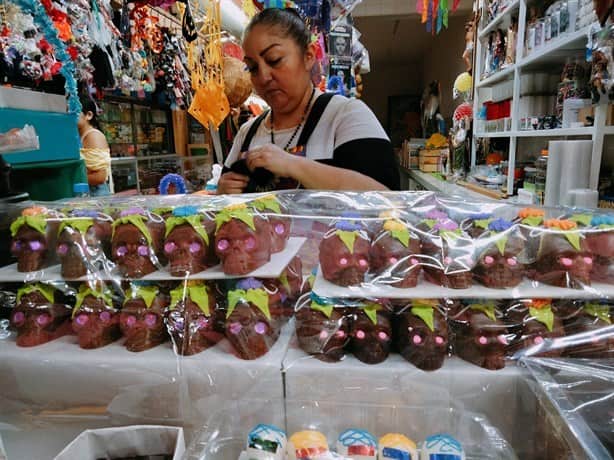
535;150;549;205
72;182;90;198
524;166;538;191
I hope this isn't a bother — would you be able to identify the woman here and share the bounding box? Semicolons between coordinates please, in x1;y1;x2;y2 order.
78;97;112;196
218;8;399;194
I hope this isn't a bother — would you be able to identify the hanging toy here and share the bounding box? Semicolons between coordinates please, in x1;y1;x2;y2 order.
179;0;198;43
159;173;188;194
453;71;472;100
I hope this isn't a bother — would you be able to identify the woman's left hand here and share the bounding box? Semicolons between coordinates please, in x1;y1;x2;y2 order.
245;144;298;178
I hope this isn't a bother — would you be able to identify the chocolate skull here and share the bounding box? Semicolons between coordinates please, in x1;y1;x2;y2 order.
71;285;121;349
164;220;216;277
250;195;291;253
451;305;509;370
11;225;49;272
319;228;371;287
112;212;165;278
11;284;72;347
584;224;614;283
56;218;112;279
120;287;169;352
530;231;592;288
473;231;525;288
296;298;351;362
560;301;614;358
264;256;303;318
215;216;272;276
506;300;565;358
395;302;449;371
350;307;392;364
369;221;422;288
165;283;223;355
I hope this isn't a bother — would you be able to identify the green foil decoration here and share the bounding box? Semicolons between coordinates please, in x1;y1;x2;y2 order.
17;283;56;305
584;304;612;324
469;303;497;322
227;288;270;319
165;215;210;245
10;215;47;237
336;230;357;254
124;285;160;309
58;218;95;237
112;215;152;245
169;284;210;316
529;305;554;332
215;207;256;233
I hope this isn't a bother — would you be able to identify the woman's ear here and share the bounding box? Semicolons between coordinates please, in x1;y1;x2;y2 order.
303;41;317;72
85;111;94;121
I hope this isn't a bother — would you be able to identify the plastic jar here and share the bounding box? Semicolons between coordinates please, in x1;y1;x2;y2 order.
73;183;90;198
524;167;538;191
534;150;549;205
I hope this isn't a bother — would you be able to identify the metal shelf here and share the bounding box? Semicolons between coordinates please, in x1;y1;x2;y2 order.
478;0;521;39
475;127;595;138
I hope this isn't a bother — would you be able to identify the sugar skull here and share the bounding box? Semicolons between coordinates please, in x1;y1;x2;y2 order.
71;283;121;349
214;205;272;276
337;429;377;460
395;300;449;371
350;303;392;364
56;212;112;278
240;424;287;460
225;278;280;360
264;256;303;317
112;208;165;278
295;293;351;362
419;434;465;460
420;219;475;289
287;431;330;460
369;219;422;288
451;303;510;370
165;281;223;355
120;284;169;352
378;434;418;460
11;283;72;347
319;219;370;287
460;213;494;238
560;300;614;359
584;215;614;283
473;219;525;288
10;209;56;272
529;220;592;288
164;207;217;276
250;195;292;253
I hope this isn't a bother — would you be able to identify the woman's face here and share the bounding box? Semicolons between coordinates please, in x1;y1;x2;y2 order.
78;111;92;131
243;24;314;114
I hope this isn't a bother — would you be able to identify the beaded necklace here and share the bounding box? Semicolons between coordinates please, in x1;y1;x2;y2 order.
269;86;316;151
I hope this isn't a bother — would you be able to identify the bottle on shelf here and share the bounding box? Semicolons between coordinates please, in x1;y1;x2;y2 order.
534;149;549;204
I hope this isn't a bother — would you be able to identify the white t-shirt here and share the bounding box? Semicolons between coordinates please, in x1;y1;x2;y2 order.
224;94;389;167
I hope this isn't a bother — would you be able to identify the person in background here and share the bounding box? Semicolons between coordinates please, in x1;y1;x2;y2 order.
218;8;399;194
78;97;112;196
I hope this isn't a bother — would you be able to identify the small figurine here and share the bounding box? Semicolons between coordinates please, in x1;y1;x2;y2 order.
120;283;170;352
287;431;331;460
337;429;377;459
239;424;287;460
419;434;465;460
378;433;418;460
250;195;291;253
504;20;518;66
462;17;476;73
71;282;121;349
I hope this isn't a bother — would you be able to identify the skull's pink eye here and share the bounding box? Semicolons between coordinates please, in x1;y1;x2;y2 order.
355;330;366;340
36;314;50;326
254;322;267;334
378;331;389;341
319;330;329;340
413;334;422;345
335;330;346;338
478;336;488;345
533;336;544;345
274;223;285;235
217;239;229;251
125;315;136;327
435;336;445;345
339;258;348;266
484;256;494;265
137;245;149;257
359;259;368;267
410;258;419;265
12;311;25;326
57;243;69;255
497;335;508;345
164;242;177;254
229;322;242;335
560;257;573;267
245;236;256;250
444;256;452;265
29;241;42;251
389;257;398;265
75;314;89;326
99;311;111;322
116;246;128;257
144;313;157;327
507;257;517;266
197;317;208;328
11;240;22;251
189;242;201;253
584;257;593;265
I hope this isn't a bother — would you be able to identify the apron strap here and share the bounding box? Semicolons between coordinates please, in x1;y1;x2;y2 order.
240;110;269;153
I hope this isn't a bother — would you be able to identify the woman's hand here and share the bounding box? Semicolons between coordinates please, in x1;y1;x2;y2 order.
245;144;298;178
217;171;249;194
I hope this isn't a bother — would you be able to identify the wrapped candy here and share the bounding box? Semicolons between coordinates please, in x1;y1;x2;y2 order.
250;195;291;254
378;433;418;460
71;283;121;349
287;431;331;460
419;434;465;460
350;301;392;365
239;424;287;460
337;429;377;459
120;283;169;352
559;300;614;359
10;207;59;272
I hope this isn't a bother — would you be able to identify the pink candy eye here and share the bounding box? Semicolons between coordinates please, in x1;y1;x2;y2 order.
359;259;368;267
144;313;157;327
125;315;136;327
75;314;89;326
484;256;494;265
584;257;593;265
274;223;285;235
335;330;346;338
12;311;25;325
254;322;267;334
410;258;419;265
28;241;42;251
497;335;508;345
229;322;242;335
435;336;445;345
99;311;111;322
389;257;398;265
137;245;149;257
116;246;128;257
444;256;452;265
356;330;366;340
164;242;177;254
339;258;348;266
560;257;573;267
36;314;50;326
413;334;422;345
57;243;69;255
534;336;544;345
478;336;488;345
245;237;256;250
217;239;229;251
11;240;22;251
189;242;201;253
197;317;209;328
507;257;517;266
378;331;389;341
319;330;329;340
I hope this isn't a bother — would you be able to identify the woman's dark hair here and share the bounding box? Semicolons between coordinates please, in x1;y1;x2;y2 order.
244;8;310;52
80;96;101;130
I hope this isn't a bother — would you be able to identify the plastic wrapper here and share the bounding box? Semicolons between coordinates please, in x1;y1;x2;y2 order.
185;399;517;459
0;125;40;154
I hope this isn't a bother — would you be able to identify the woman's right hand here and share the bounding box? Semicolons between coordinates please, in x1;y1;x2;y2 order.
217;171;249;194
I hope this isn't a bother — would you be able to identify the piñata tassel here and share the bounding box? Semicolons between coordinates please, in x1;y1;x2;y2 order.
422;0;428;23
426;0;432;31
417;0;423;14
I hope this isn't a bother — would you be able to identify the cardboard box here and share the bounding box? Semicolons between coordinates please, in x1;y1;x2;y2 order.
419;148;445;172
54;426;185;460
